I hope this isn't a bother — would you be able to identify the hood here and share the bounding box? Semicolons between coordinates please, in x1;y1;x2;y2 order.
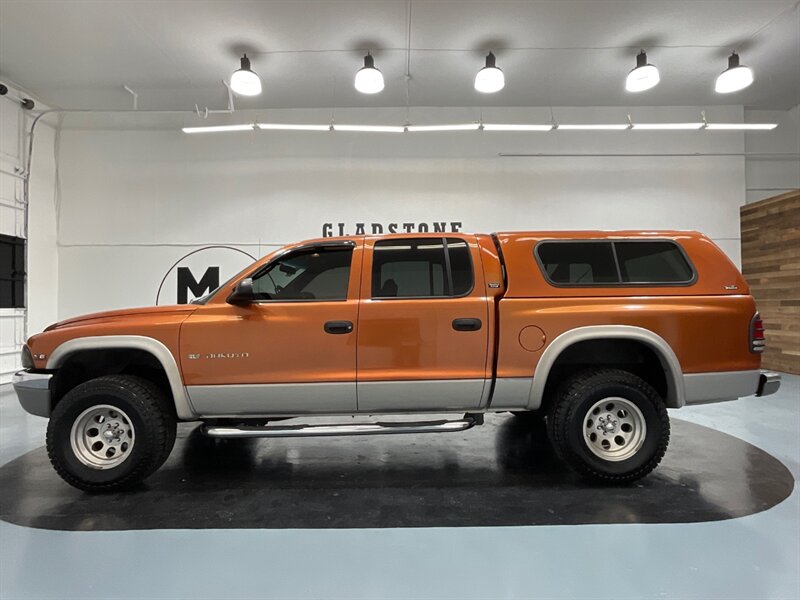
45;304;198;331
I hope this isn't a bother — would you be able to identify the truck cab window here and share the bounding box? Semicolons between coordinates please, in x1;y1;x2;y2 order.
251;247;352;301
372;237;473;298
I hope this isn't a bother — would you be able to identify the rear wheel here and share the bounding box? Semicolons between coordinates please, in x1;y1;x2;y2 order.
47;375;176;492
546;368;669;483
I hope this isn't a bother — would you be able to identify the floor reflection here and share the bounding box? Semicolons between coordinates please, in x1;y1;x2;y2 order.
0;415;793;531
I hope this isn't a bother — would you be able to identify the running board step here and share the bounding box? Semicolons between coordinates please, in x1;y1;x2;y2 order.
203;414;481;439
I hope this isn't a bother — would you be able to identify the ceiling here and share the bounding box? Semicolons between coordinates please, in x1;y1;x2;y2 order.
1;0;798;111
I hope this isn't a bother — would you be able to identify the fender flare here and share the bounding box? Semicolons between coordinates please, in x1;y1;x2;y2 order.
526;325;685;410
47;335;196;420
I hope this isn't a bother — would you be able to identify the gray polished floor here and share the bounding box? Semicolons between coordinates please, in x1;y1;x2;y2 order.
1;376;798;600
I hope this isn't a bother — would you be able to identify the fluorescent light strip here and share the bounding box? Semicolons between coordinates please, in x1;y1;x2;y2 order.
182;122;780;135
482;123;553;131
631;123;704;130
557;124;630;131
333;124;405;133
258;123;330;131
182;124;255;133
705;123;778;130
406;123;480;132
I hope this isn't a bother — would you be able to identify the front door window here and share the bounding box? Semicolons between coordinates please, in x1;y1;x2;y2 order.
251;247;352;301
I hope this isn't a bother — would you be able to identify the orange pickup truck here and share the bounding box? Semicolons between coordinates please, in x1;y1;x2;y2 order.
14;231;780;491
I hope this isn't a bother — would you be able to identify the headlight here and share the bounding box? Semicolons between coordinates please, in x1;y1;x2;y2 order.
21;345;34;370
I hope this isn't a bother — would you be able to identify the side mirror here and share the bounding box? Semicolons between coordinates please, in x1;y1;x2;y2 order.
227;278;255;305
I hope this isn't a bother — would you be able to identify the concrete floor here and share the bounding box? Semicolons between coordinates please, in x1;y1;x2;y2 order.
0;376;798;600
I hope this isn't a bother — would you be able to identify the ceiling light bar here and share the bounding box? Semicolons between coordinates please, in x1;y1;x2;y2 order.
406;123;480;132
631;123;705;130
557;124;630;131
332;124;405;133
182;122;779;135
181;124;255;134
257;123;331;131
705;123;778;130
482;123;554;131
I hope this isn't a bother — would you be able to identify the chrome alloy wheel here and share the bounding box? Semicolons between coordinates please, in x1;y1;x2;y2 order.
582;397;646;462
69;404;135;469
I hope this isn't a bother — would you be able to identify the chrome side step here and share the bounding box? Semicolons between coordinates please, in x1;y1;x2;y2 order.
203;415;481;439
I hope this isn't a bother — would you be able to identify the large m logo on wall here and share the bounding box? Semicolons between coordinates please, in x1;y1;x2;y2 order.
176;266;219;304
156;246;256;305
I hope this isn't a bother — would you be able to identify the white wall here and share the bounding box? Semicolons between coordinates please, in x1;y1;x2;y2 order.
53;105;753;320
745;105;800;203
0;82;58;381
26;119;60;335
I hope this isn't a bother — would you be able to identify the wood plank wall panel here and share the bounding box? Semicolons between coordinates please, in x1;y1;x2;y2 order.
740;189;800;375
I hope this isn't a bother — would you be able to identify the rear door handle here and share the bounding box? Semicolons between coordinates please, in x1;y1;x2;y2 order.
452;318;482;332
324;320;354;334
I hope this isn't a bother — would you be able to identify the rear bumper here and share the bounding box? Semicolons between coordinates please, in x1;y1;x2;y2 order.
11;370;53;418
683;369;780;405
756;371;781;397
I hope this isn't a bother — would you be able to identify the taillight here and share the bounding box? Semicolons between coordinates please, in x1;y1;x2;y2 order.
750;313;765;353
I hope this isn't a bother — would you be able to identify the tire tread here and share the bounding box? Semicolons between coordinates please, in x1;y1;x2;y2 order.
546;368;670;483
46;375;176;492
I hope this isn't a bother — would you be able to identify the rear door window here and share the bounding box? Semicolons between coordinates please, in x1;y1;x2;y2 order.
372;238;474;298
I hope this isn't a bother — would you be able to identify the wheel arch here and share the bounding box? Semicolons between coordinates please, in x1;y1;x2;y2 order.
527;326;685;410
47;335;195;420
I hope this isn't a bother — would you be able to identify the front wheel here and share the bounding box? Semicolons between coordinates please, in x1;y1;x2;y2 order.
546;369;669;483
46;375;176;492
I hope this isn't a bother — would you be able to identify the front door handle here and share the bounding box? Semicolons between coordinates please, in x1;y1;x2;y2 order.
324;320;354;334
452;318;482;332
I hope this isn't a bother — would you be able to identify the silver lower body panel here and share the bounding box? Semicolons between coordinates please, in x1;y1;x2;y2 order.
682;369;762;405
187;382;356;416
356;378;487;412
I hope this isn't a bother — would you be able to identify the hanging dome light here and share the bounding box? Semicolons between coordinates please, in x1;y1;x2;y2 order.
715;52;753;94
354;53;385;94
625;51;660;92
230;54;262;96
474;51;505;93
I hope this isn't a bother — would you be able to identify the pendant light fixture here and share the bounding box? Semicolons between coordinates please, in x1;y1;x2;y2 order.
715;52;753;94
625;51;660;92
230;54;262;96
474;51;505;93
354;53;385;94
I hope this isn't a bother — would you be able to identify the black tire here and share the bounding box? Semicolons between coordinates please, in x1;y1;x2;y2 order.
546;368;670;483
46;375;177;492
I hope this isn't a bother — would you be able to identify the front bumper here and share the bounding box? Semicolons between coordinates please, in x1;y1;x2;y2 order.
756;371;781;397
12;370;53;418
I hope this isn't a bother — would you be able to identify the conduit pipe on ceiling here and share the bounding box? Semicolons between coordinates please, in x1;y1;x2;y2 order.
0;83;35;110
